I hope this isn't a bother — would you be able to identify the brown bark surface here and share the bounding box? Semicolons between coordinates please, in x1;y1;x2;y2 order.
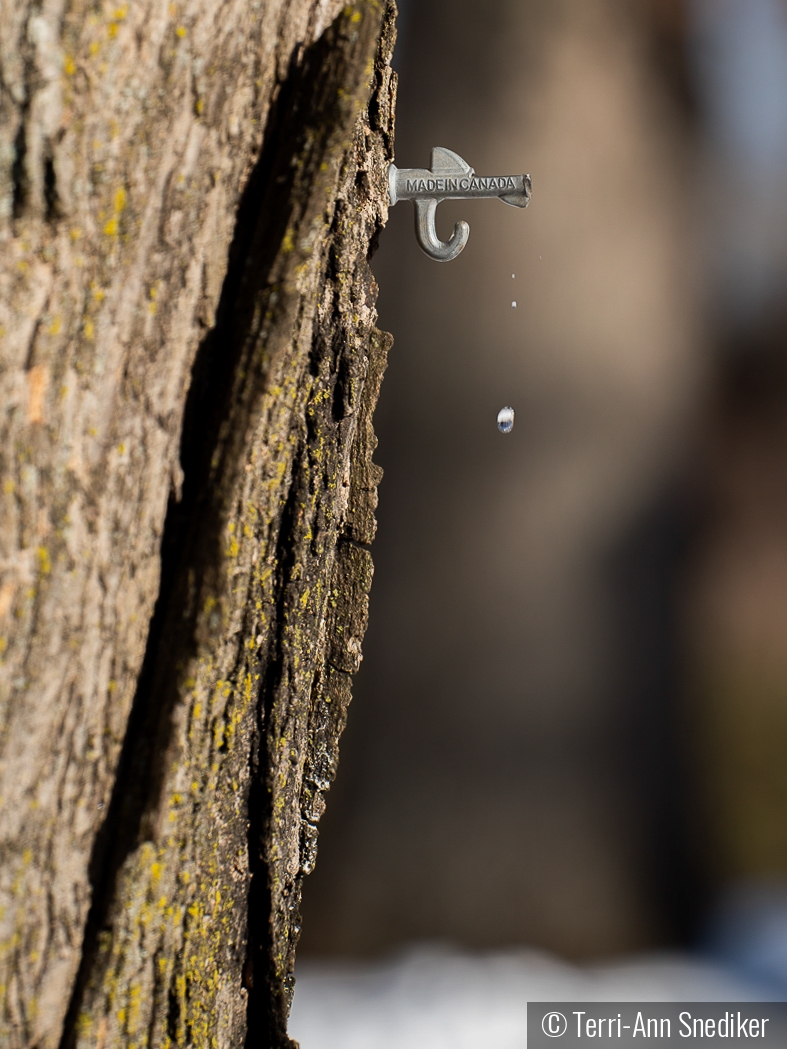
0;0;396;1045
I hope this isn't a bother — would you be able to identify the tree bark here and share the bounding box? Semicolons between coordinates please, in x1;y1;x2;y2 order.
0;0;396;1045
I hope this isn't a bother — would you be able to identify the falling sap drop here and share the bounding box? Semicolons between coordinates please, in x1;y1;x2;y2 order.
497;407;515;434
511;301;517;308
511;273;515;279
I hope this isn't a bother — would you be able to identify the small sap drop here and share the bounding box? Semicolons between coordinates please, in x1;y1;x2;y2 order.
511;273;515;279
511;301;517;308
497;406;515;433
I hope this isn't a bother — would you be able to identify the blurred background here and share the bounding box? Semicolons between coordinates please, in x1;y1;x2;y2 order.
292;0;787;1040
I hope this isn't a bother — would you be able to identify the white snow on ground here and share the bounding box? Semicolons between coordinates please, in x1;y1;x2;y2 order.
289;945;775;1049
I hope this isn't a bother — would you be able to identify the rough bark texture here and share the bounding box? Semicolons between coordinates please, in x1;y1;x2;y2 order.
0;0;396;1046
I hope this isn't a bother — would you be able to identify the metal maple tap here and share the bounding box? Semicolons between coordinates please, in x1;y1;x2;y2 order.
388;147;532;262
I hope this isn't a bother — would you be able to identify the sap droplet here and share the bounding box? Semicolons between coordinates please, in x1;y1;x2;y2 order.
511;273;515;279
497;406;515;433
511;301;517;308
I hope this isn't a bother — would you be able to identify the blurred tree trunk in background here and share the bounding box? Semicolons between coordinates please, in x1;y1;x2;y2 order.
676;0;787;903
0;1;395;1046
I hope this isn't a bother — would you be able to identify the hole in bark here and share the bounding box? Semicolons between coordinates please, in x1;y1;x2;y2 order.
12;122;28;218
166;982;182;1042
44;153;60;223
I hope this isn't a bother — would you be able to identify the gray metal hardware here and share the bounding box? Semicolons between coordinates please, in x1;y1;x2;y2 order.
388;147;531;262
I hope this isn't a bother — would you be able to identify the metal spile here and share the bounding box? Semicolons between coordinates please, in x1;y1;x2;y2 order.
388;147;532;262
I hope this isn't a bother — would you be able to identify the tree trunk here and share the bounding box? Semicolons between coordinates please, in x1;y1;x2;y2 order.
0;1;396;1045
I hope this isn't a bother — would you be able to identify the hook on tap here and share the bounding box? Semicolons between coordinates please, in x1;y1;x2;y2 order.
388;147;531;262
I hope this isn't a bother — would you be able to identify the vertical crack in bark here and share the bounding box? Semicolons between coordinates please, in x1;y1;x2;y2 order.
43;151;59;224
10;4;46;223
11;120;28;219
